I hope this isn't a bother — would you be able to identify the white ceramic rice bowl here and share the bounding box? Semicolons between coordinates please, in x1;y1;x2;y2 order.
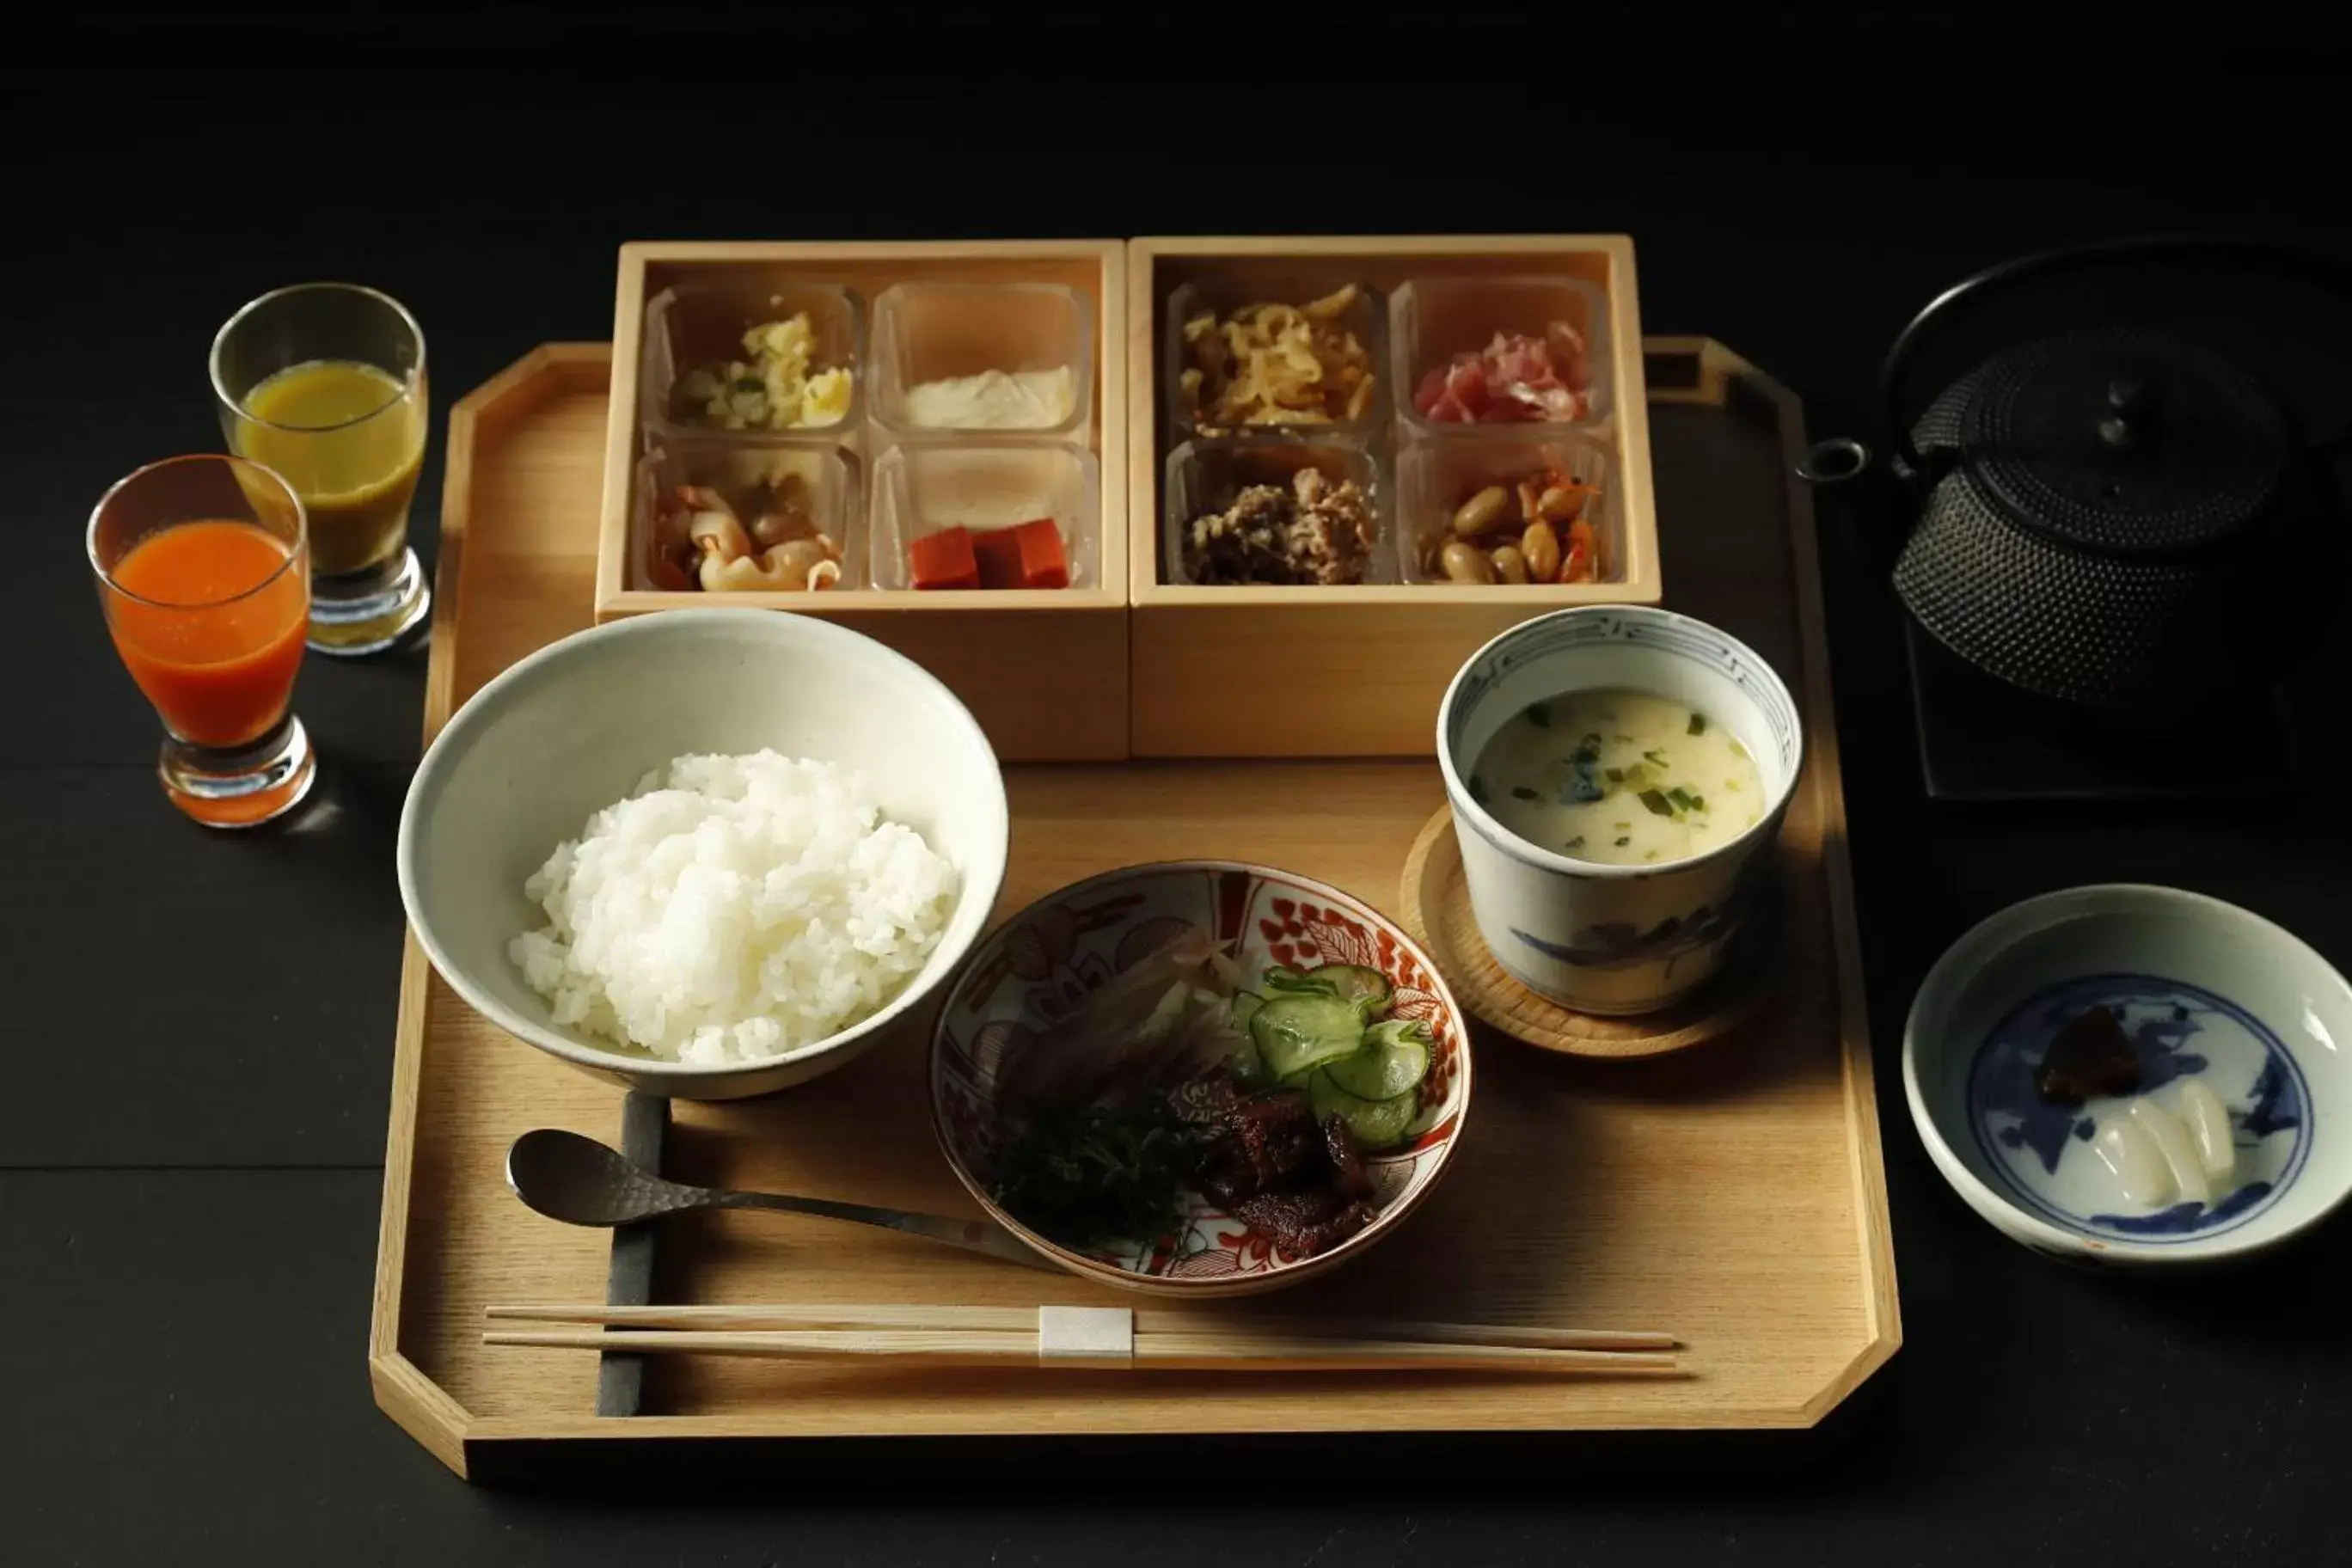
397;608;1009;1099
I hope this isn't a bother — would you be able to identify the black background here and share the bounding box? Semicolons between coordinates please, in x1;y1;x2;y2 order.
5;8;2351;1565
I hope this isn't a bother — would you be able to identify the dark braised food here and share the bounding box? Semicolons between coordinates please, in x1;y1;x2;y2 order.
2035;1005;2141;1104
989;1081;1378;1259
984;947;1435;1262
1181;468;1376;586
1193;1081;1380;1256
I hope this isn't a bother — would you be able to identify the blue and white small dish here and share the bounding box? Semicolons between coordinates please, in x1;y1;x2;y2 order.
1435;605;1804;1015
1905;885;2352;1267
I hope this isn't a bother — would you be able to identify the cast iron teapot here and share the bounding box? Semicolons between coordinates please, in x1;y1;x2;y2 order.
1803;236;2351;708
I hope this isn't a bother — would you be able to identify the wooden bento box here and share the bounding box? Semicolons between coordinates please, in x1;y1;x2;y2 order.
1128;236;1659;756
595;240;1129;761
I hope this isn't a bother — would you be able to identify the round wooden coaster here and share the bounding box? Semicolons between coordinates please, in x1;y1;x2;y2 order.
1397;806;1778;1059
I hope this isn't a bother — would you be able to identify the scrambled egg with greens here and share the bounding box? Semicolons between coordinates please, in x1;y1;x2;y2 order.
672;312;853;431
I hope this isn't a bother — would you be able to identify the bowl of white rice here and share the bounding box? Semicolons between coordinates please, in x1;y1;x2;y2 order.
397;608;1008;1099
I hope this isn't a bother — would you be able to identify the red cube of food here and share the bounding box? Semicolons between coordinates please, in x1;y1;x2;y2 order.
972;527;1026;590
1008;517;1069;590
908;526;979;590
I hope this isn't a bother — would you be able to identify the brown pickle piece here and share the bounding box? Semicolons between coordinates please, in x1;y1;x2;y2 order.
2035;1005;2141;1103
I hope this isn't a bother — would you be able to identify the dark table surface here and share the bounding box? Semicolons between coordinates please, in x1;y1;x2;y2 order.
7;15;2350;1565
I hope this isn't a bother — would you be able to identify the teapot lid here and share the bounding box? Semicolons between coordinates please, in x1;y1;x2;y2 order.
1952;328;2289;554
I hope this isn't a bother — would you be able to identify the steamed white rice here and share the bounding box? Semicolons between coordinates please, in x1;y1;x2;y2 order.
509;750;957;1067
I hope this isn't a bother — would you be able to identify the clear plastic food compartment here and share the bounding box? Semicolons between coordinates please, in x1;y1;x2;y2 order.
868;442;1099;591
1390;274;1613;437
1162;438;1393;587
632;438;862;592
868;283;1092;441
639;277;866;442
1394;432;1618;585
1163;278;1387;442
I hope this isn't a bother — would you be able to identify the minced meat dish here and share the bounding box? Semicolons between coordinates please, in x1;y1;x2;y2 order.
1181;468;1376;585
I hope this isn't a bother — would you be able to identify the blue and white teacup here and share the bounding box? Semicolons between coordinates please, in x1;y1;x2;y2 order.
1436;606;1804;1015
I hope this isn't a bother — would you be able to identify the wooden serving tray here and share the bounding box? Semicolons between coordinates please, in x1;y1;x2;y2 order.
371;338;1898;1479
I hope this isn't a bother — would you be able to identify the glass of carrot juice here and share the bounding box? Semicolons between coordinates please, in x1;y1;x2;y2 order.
211;282;429;657
89;455;315;828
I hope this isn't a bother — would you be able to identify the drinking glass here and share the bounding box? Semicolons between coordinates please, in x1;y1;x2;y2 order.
89;455;315;828
210;282;431;656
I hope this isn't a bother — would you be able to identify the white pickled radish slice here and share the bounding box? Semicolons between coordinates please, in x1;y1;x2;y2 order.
2127;1098;2211;1205
2176;1078;2237;1184
2092;1117;2175;1207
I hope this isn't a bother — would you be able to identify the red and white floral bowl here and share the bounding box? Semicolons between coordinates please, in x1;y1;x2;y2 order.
928;860;1473;1296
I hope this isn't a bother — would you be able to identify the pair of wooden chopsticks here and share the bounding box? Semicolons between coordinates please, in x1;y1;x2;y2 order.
486;1303;1682;1375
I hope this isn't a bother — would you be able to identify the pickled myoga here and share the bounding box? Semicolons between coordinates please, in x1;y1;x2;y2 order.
2090;1087;2239;1209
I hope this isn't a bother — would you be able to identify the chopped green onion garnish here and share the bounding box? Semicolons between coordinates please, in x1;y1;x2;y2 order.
1614;836;1631;847
1638;788;1673;817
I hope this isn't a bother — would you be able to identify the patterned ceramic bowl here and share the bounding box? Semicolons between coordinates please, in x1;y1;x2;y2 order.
928;861;1472;1296
1905;885;2352;1267
1436;605;1804;1015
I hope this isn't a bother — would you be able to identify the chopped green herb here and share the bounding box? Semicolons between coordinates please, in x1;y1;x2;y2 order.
1638;788;1674;817
1644;749;1669;769
1613;820;1632;831
1565;835;1586;849
1666;786;1701;813
990;1095;1204;1250
1604;767;1626;783
1688;713;1707;735
1614;732;1632;743
1614;836;1631;848
1510;786;1539;802
1645;849;1661;862
1525;701;1551;728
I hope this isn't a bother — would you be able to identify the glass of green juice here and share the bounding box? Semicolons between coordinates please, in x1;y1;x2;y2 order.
210;282;430;656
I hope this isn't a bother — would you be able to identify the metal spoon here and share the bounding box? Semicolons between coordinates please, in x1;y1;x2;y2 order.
505;1128;1051;1272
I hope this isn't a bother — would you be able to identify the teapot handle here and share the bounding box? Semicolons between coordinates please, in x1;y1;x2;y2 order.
1878;234;2352;480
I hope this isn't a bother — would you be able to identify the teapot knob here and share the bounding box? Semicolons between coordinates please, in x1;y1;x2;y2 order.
2100;375;2159;448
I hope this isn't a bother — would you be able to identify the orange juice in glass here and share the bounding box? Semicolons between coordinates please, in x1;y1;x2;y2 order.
89;455;315;827
211;283;429;657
